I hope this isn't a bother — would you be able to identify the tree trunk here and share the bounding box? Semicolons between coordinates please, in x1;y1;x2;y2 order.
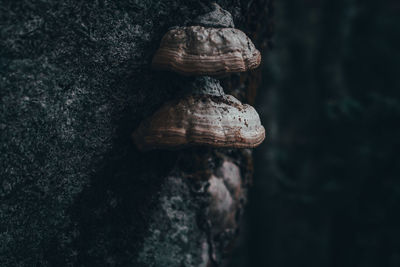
0;1;272;266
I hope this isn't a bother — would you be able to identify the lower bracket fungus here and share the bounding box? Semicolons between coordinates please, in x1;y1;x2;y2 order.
132;78;265;150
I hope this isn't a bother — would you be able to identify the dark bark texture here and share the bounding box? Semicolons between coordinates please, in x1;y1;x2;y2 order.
0;0;272;266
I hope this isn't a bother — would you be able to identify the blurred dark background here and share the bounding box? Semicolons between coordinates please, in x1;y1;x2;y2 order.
231;0;400;266
1;0;399;266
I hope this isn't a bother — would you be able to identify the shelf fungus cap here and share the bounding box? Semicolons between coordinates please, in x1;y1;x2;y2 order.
152;26;261;76
132;94;265;150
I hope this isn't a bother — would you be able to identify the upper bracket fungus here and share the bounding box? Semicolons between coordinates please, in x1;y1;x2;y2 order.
152;3;260;76
151;26;261;76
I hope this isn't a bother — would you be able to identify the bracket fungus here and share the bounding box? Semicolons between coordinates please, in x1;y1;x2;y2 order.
152;26;261;76
133;4;265;150
132;78;265;150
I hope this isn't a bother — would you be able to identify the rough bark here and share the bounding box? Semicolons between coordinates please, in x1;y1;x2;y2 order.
0;0;272;266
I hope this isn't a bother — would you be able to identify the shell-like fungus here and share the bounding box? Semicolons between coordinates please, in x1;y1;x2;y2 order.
152;26;261;76
132;94;265;150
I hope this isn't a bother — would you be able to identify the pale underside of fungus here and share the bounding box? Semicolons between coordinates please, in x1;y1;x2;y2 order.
132;93;265;150
152;26;261;76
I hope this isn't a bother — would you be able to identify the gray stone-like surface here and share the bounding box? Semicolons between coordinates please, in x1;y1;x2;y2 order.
191;3;235;28
189;77;225;96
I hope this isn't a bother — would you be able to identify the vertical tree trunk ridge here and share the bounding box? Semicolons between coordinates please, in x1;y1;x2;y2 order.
0;1;272;266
